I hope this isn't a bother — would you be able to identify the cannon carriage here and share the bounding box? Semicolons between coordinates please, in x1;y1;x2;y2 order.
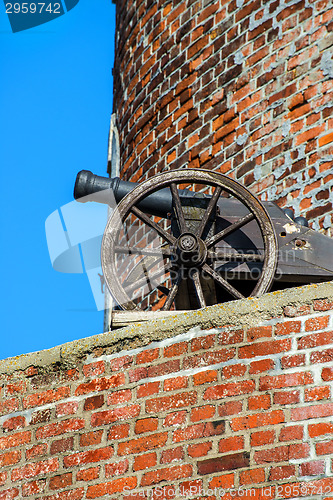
74;169;333;313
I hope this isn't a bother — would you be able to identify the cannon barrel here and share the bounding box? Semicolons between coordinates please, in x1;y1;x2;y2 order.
74;170;196;217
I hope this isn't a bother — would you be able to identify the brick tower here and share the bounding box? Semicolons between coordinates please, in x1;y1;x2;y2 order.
112;0;333;235
1;3;333;500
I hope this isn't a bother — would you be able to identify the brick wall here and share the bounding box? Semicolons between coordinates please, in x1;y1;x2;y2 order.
113;0;333;236
1;283;333;499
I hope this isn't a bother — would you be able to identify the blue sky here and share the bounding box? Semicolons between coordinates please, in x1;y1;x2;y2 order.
0;0;116;359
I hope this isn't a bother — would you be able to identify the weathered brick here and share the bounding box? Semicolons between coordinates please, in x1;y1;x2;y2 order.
11;458;59;481
218;436;244;453
281;354;306;369
2;2;333;499
188;442;212;458
56;401;79;417
91;406;140;427
118;432;168;456
304;316;330;331
305;386;330;402
190;405;215;422
109;355;133;372
248;395;271;411
23;387;70;409
63;447;113;468
239;468;266;485
107;423;129;441
84;395;104;411
147;359;180;378
137;381;160;398
269;465;296;481
76;467;100;482
0;450;21;468
291;403;333;421
42;488;85;500
21;479;46;496
313;300;333;311
299;460;325;476
191;334;215;351
193;370;218;386
49;473;72;490
0;430;31;450
75;374;125;396
163;411;187;427
316;440;333;455
82;361;105;377
322;367;333;381
105;459;129;477
163;342;187;358
184;348;235;369
259;372;313;390
279;425;303;441
146;392;197;413
218;401;243;416
141;464;192;486
247;325;272;341
160;447;184;464
222;363;247;379
172;423;205;443
0;487;20;499
231;410;285;431
251;430;275;447
198;452;249;475
35;419;85;439
79;431;103;447
86;477;137;498
30;409;51;425
239;339;291;358
274;390;300;405
108;389;132;405
204;380;255;400
50;437;74;455
249;359;274;374
2;416;26;432
134;418;158;434
164;376;188;392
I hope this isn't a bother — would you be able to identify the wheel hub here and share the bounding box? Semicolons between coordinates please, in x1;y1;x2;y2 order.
175;232;207;268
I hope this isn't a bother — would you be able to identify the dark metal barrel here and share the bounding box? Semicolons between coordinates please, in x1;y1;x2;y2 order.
74;170;174;217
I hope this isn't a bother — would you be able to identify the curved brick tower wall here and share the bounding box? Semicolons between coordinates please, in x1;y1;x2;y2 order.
113;0;333;236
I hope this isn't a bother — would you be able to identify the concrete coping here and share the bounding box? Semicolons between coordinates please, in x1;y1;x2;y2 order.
1;281;333;376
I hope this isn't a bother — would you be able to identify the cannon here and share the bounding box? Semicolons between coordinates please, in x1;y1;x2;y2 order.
74;169;333;312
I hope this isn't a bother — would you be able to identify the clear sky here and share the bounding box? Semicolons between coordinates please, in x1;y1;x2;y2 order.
0;0;116;359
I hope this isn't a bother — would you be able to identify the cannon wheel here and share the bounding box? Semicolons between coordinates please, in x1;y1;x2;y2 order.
101;169;278;311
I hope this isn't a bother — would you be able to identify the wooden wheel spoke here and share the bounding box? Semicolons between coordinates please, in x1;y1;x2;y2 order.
206;213;255;248
191;270;206;308
202;263;245;299
115;245;172;257
196;186;222;239
131;205;176;246
207;250;264;262
125;263;171;294
162;272;183;311
170;182;187;234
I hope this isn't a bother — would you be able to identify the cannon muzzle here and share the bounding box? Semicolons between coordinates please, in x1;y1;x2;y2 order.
74;170;138;205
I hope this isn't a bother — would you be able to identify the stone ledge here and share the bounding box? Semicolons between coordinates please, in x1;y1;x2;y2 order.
1;281;333;375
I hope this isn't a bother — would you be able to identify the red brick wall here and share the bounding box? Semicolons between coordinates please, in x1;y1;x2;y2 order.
113;0;333;236
1;293;333;499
